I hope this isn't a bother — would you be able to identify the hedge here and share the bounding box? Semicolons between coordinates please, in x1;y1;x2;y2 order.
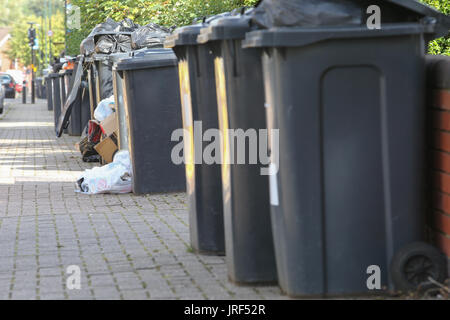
67;0;448;56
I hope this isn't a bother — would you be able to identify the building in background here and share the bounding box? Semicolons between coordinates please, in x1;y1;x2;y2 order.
0;28;12;72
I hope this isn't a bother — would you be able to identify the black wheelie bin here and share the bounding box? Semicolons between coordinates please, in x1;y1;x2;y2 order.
45;76;53;111
66;63;83;137
50;73;63;131
198;13;277;284
165;22;226;256
111;53;129;151
81;82;91;132
93;54;115;104
86;57;98;118
59;69;73;135
116;49;186;194
111;50;168;152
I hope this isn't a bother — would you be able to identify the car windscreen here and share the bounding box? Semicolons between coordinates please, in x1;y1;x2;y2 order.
0;75;12;84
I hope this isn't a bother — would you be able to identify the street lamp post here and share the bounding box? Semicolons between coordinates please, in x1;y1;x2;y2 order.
27;22;36;104
64;0;67;55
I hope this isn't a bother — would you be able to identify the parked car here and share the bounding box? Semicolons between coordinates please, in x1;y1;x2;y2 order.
0;73;16;98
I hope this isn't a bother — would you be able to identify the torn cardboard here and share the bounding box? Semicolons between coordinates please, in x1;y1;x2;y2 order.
100;112;119;137
94;133;118;164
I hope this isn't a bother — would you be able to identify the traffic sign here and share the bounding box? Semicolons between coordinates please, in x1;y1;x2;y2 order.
33;38;39;50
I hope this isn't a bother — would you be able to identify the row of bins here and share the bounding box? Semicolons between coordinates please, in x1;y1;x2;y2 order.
47;66;89;137
34;78;47;99
43;0;450;297
163;0;450;297
166;16;277;284
114;49;186;194
48;49;186;194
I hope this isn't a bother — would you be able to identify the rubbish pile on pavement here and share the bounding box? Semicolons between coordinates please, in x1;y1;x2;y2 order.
53;17;173;194
76;150;132;194
78;95;116;163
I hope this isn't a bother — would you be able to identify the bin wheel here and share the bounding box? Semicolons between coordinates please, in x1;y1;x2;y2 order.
390;242;448;292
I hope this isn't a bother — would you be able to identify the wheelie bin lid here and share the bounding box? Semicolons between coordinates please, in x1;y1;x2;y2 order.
48;73;61;79
110;49;166;70
115;49;178;71
110;50;160;70
387;0;450;37
243;23;443;48
107;52;134;65
165;11;243;48
165;25;204;47
197;15;253;44
56;71;68;77
243;0;450;48
131;48;173;58
84;56;95;63
92;53;110;62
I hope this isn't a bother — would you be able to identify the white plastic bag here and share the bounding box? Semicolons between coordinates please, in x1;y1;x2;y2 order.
76;150;133;194
94;95;115;121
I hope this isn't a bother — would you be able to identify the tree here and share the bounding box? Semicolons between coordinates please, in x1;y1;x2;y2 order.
67;0;259;55
0;0;26;26
66;0;448;56
22;0;63;17
421;0;449;55
0;0;63;26
6;12;65;67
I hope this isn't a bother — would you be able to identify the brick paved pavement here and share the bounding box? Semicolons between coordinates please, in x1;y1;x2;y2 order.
0;99;284;300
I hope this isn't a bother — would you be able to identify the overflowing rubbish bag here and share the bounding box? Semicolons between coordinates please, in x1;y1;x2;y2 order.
94;35;116;54
95;34;133;54
131;23;173;49
80;17;172;56
76;150;133;194
94;96;115;121
81;18;140;56
251;0;363;28
116;34;133;52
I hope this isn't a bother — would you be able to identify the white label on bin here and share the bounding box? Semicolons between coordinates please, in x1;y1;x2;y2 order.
269;163;279;206
183;94;192;126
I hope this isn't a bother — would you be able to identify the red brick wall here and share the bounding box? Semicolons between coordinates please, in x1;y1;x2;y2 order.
428;55;450;260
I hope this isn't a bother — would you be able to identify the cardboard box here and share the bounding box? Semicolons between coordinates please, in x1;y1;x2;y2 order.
100;113;119;137
94;133;118;164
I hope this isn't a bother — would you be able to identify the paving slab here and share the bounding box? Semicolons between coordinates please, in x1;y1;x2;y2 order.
0;99;284;300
